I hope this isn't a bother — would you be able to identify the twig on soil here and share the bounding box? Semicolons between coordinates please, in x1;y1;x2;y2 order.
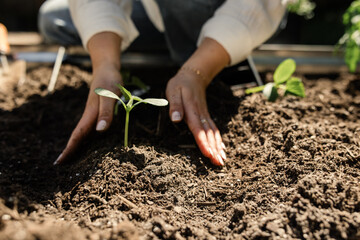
79;203;95;212
116;194;138;209
345;146;359;160
203;186;208;198
88;194;108;205
66;181;82;200
47;200;57;208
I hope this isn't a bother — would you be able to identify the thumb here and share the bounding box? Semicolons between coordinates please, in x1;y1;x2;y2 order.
96;95;116;131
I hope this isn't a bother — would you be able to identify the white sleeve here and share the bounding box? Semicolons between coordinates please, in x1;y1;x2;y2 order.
197;0;286;66
68;0;138;51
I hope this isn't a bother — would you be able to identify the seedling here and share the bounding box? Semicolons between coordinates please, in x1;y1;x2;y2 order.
336;0;360;73
245;58;305;101
286;0;316;20
95;84;168;147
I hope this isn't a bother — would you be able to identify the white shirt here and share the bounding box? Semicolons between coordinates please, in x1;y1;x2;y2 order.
68;0;286;65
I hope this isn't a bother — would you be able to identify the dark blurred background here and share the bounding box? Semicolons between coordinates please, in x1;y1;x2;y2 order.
0;0;45;31
0;0;355;45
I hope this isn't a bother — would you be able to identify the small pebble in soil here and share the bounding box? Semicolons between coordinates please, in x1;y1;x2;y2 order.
2;214;11;221
153;226;161;234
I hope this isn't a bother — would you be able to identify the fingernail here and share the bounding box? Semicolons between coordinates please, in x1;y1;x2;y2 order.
96;120;107;131
208;148;214;157
171;111;181;121
220;150;227;160
53;153;62;165
217;155;224;166
221;142;226;149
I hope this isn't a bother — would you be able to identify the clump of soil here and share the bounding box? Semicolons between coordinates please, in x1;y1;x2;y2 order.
0;64;359;239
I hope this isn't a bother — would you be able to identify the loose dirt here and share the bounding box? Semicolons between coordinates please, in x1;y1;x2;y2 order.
0;63;359;239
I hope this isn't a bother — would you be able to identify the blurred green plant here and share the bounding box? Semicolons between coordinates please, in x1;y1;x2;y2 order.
285;0;316;19
337;0;360;73
245;58;305;102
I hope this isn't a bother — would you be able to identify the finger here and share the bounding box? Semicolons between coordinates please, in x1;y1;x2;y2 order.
96;95;116;131
201;117;224;166
208;118;226;161
184;104;222;165
166;85;184;122
54;103;98;165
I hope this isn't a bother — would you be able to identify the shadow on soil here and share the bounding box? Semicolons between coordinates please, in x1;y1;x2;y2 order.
0;64;241;213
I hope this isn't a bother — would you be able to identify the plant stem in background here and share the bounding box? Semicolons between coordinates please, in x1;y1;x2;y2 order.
244;85;265;94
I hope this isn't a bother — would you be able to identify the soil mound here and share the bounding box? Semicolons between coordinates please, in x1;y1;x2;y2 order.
0;65;359;239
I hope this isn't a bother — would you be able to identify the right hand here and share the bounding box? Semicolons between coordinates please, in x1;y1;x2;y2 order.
54;63;122;165
54;32;122;165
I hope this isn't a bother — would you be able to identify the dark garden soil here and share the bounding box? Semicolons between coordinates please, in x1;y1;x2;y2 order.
0;62;359;240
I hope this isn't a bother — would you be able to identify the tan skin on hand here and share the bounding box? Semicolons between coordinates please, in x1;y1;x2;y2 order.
166;37;230;166
54;33;230;166
54;32;122;165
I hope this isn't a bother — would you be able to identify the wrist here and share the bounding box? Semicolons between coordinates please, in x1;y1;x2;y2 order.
178;66;209;87
182;37;230;85
88;32;122;71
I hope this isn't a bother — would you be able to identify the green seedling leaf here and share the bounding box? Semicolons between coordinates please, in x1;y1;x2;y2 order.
273;58;296;84
285;77;306;97
263;83;278;102
95;88;121;101
116;83;131;101
141;98;169;106
133;96;143;102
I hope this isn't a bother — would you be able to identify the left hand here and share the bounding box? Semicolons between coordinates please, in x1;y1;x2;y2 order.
166;68;226;166
166;37;230;166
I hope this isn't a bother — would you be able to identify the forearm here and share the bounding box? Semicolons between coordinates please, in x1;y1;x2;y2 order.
197;0;285;65
68;0;138;51
88;32;122;71
182;37;230;87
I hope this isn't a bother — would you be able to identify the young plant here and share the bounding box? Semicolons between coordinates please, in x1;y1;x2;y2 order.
95;84;168;147
245;58;305;101
336;0;360;73
285;0;316;20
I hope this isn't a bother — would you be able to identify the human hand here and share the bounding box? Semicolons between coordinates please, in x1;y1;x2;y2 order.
166;69;226;166
54;63;122;165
